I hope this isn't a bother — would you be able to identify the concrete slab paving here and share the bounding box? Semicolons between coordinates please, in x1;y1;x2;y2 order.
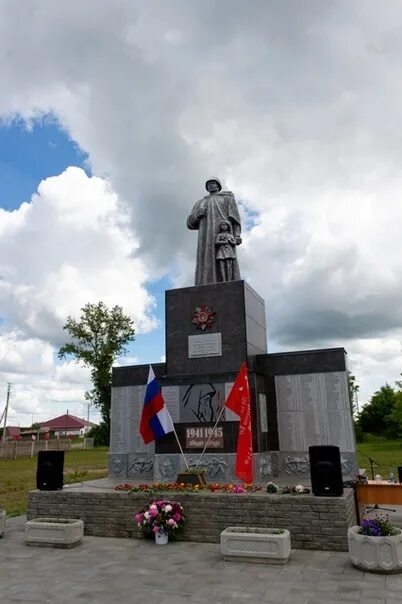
1;515;401;603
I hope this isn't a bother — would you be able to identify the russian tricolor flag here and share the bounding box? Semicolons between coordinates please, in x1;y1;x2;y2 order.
139;366;174;444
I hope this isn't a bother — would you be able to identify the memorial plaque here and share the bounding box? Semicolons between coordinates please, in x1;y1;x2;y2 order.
110;387;131;453
275;371;355;453
131;385;147;453
185;426;224;449
259;393;268;433
162;385;180;422
188;332;222;358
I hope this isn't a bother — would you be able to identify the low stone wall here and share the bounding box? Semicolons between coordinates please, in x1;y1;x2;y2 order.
27;488;357;551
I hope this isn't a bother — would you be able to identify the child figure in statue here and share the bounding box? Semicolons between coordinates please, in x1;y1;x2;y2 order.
215;221;237;282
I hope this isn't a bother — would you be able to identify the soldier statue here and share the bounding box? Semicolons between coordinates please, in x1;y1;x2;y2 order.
187;178;242;285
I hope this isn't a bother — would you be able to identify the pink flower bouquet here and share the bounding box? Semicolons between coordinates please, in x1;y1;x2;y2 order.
135;499;185;538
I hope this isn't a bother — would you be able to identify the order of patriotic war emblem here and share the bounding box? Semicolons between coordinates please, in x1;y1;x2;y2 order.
192;304;216;331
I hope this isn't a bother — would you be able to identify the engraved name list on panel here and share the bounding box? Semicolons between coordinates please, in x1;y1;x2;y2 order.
275;371;354;452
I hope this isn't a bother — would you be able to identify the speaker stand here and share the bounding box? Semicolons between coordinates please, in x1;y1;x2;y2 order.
365;503;396;514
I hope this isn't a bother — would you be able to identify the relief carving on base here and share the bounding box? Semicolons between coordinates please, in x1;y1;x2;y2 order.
189;456;228;479
110;455;126;476
127;456;154;475
283;455;309;475
155;456;180;481
259;455;273;478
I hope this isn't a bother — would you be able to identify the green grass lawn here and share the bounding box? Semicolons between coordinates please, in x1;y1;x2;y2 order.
0;448;109;516
357;437;402;478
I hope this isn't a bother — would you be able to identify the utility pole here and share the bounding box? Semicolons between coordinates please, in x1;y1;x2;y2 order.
87;403;90;435
2;383;11;444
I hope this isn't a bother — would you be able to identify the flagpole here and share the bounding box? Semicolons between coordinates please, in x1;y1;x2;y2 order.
196;405;226;467
167;408;189;470
140;365;190;470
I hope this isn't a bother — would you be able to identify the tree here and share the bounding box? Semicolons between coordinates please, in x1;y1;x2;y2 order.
58;302;135;444
347;372;360;417
385;387;402;438
356;384;396;435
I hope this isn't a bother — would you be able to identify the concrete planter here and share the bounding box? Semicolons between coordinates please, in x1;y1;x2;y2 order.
0;510;5;537
220;527;291;564
348;526;402;573
25;518;84;548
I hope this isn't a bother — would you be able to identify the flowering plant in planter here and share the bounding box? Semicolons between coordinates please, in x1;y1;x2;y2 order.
348;514;402;573
359;515;399;537
135;500;185;538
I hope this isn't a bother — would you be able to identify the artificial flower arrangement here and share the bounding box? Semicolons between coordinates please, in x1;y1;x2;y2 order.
266;482;310;495
359;515;399;537
115;482;262;494
135;499;185;538
281;484;310;495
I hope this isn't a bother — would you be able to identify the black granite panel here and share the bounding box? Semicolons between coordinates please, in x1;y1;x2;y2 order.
246;372;261;453
166;281;249;376
112;363;166;387
113;361;266;454
244;282;267;355
250;373;279;453
254;373;267;453
265;375;280;451
112;365;245;389
255;348;347;376
155;421;239;454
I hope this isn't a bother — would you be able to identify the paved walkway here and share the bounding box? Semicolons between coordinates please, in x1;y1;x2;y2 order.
1;516;402;604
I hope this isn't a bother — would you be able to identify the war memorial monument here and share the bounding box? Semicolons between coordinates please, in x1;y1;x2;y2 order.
109;178;357;484
28;177;358;551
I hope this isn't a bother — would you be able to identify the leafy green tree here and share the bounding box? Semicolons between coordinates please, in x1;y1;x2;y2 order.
58;302;135;444
357;384;396;435
385;388;402;438
347;372;360;416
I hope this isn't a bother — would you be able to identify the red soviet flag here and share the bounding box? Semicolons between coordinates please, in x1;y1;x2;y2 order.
225;362;254;483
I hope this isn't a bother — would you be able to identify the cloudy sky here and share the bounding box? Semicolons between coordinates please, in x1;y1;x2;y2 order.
1;0;402;426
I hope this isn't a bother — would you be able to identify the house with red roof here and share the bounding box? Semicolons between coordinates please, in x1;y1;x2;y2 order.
5;426;22;441
39;414;96;437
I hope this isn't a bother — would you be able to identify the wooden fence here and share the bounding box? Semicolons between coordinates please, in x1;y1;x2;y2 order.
0;439;73;460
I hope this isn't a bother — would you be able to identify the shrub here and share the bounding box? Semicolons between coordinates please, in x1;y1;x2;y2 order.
87;422;109;447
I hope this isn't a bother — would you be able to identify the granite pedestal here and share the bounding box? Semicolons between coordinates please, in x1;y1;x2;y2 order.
109;280;356;483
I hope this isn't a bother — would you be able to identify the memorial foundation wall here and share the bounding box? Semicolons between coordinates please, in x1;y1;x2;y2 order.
109;282;357;483
27;488;357;551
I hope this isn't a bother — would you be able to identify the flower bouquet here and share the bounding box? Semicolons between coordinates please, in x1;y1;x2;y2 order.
135;499;185;545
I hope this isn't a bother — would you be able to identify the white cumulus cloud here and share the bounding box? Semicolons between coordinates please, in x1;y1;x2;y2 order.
0;1;402;413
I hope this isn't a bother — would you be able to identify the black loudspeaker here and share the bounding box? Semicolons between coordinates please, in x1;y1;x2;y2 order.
398;466;402;484
36;450;64;491
309;445;343;497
